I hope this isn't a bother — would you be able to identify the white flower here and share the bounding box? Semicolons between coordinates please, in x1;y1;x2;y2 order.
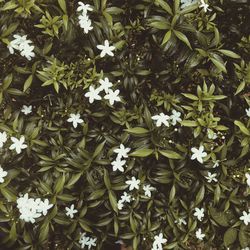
77;2;93;13
191;145;207;163
98;77;113;93
79;233;90;248
199;0;211;12
117;200;124;210
205;172;218;183
86;237;97;249
65;204;78;218
17;194;52;223
9;136;27;154
120;192;131;203
97;40;115;57
196;228;205;240
152;233;167;250
143;184;155;197
212;160;219;168
113;144;131;159
67;113;84;128
104;89;121;105
152;113;170;127
240;210;250;225
246;108;250;117
242;247;250;250
245;173;250;187
0;166;7;183
111;157;126;172
207;129;217;140
175;217;187;226
194;207;204;221
181;0;198;9
37;199;53;216
85;86;102;103
20;44;35;60
0;131;8;148
79;15;93;34
170;110;182;125
125;176;140;191
21;105;32;115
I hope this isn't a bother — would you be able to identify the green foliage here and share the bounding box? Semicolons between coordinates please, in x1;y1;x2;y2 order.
0;0;250;249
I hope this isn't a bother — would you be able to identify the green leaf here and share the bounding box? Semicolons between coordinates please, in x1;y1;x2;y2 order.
209;207;229;227
234;120;250;136
218;49;240;59
125;127;149;134
54;174;65;193
130;148;154;157
235;81;245;95
223;228;237;247
182;93;199;100
155;0;173;15
159;150;182;159
162;30;171;45
195;185;205;205
211;58;227;73
58;0;67;13
173;30;192;50
181;120;198;127
23;75;33;92
108;190;118;213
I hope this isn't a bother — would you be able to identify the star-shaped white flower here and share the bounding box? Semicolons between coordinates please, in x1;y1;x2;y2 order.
113;144;131;159
37;199;53;216
77;2;93;13
143;184;155;197
0;131;8;148
152;233;167;250
65;204;78;218
175;217;187;226
212;160;219;168
99;77;113;93
152;113;170;127
67;113;84;128
240;210;250;225
194;207;204;221
86;237;97;249
120;192;131;203
170;110;182;125
205;172;218;183
199;0;211;12
85;86;102;103
191;145;207;163
79;233;90;248
20;44;35;60
0;166;7;183
9;136;27;154
79;16;93;34
97;40;115;57
104;89;121;105
111;157;126;172
21;105;32;115
196;228;205;240
125;176;140;191
246;108;250;117
245;173;250;187
117;200;124;210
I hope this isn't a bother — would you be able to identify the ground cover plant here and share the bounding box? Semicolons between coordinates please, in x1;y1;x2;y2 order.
0;0;250;249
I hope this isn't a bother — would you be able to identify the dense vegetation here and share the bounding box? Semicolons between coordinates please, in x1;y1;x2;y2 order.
0;0;250;249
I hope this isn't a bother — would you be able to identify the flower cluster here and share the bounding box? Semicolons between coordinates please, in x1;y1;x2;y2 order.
111;143;130;172
0;131;27;155
17;194;53;223
77;2;93;34
117;176;155;210
151;233;167;250
8;34;35;60
79;232;97;249
85;77;121;105
151;109;182;127
193;208;206;240
0;166;7;183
